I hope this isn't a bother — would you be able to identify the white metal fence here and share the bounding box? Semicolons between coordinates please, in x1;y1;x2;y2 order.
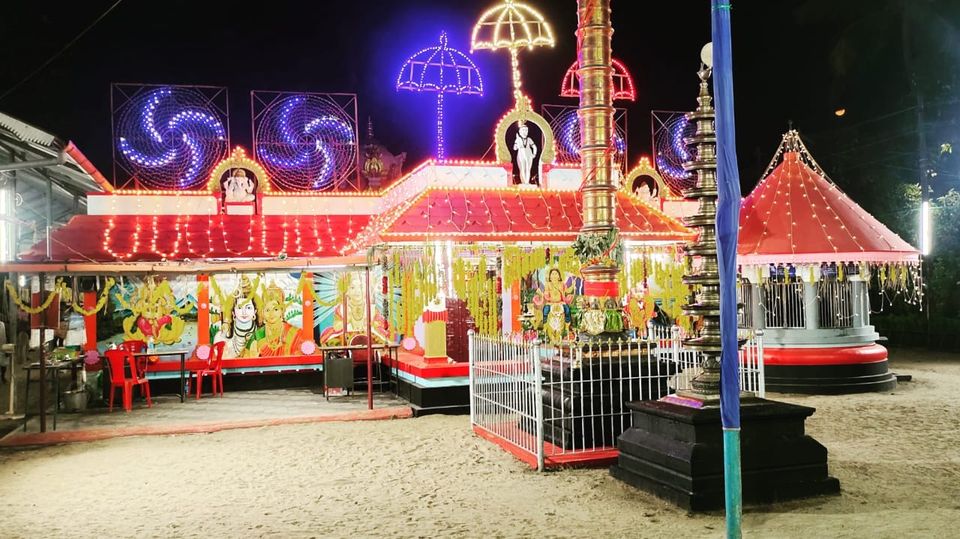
469;324;764;470
818;280;856;329
761;281;806;328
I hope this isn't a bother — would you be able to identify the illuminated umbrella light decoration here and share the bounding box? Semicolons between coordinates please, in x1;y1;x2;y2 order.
560;58;637;102
116;87;228;190
396;32;484;161
471;0;555;106
256;95;357;191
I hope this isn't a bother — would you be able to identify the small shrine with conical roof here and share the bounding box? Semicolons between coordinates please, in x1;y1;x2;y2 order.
736;130;921;393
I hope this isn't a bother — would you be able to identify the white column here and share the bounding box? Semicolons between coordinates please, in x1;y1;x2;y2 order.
804;282;819;330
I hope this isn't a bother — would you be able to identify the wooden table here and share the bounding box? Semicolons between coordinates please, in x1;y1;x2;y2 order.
22;357;82;431
133;349;192;403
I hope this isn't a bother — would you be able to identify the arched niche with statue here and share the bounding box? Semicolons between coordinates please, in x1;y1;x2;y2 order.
207;147;272;215
623;157;669;206
495;98;555;186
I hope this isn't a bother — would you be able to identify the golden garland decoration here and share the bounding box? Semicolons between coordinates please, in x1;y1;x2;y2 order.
5;278;67;315
386;248;439;338
69;278;116;316
502;246;547;289
454;254;498;336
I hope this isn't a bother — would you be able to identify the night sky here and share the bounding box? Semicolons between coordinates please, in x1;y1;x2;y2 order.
0;1;847;189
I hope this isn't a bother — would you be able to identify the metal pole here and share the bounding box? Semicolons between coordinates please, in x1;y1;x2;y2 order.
914;86;931;347
5;272;15;416
468;330;475;426
364;266;374;410
534;341;544;471
37;273;46;433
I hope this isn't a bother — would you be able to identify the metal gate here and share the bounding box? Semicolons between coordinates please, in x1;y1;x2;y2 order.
469;324;764;470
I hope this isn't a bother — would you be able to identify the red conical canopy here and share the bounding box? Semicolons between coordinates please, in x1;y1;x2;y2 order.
738;137;918;265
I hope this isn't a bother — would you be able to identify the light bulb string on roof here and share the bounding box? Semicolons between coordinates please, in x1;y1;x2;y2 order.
515;190;551;231
553;189;576;231
220;215;254;257
784;157;798;253
797;157;859;254
745;159;788;255
478;190;496;232
151;214;182;260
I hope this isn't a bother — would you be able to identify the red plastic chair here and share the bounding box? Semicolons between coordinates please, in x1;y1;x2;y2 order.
104;349;153;412
192;341;226;399
349;334;379;366
119;340;148;378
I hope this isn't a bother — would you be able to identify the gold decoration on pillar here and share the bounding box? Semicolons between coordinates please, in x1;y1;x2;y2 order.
577;0;616;235
574;0;622;324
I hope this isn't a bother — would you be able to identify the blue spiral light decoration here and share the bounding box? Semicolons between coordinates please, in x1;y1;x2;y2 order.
550;109;625;164
115;87;227;190
653;114;697;193
255;95;357;191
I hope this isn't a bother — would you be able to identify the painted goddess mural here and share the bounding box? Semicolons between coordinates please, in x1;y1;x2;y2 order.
249;282;307;357
319;272;388;345
533;267;575;344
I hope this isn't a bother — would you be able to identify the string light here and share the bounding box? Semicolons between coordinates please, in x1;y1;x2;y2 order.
471;0;555;106
345;185;691;253
554;108;626;163
396;32;484;161
740;130;920;267
560;58;637;101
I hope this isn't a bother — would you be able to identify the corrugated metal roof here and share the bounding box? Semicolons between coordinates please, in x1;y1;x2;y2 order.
0;111;57;146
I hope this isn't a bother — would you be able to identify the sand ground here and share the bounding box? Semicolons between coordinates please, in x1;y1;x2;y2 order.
0;348;958;538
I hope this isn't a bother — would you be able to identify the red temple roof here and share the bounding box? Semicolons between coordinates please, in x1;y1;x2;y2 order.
349;187;693;249
19;214;369;262
738;150;919;264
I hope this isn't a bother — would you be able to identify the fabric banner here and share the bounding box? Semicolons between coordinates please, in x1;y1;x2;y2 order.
712;0;743;429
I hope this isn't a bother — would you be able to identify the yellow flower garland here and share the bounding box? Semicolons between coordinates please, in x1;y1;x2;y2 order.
4;279;66;315
69;278;116;316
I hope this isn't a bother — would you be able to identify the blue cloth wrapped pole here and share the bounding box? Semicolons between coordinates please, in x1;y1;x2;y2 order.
712;0;743;536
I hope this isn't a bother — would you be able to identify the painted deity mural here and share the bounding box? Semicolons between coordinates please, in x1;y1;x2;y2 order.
109;275;196;347
314;270;389;346
209;273;309;359
522;267;581;344
99;270;394;360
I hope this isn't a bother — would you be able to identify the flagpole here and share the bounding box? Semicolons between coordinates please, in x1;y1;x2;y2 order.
711;1;743;537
